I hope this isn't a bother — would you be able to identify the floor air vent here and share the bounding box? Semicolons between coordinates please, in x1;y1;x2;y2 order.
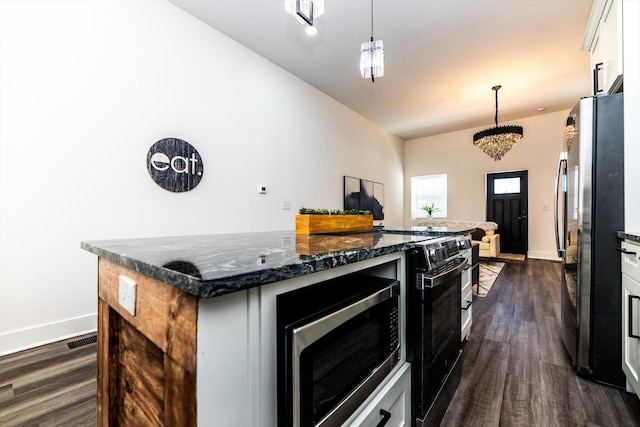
67;335;97;349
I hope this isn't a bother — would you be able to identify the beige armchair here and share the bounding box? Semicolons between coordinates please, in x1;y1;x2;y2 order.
415;219;501;260
472;229;500;261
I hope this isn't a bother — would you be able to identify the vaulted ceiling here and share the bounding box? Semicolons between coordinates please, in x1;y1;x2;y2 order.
168;0;594;140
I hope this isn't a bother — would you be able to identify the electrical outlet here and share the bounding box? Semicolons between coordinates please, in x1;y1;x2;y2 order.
282;201;291;210
258;184;267;194
118;275;136;316
542;204;549;211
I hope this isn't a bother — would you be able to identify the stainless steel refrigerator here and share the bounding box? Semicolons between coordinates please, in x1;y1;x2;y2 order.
554;92;625;388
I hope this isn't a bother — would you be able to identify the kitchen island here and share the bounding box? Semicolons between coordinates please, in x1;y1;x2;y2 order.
82;230;432;426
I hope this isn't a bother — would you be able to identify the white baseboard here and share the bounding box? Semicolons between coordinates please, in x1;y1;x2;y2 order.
527;251;561;261
0;313;97;356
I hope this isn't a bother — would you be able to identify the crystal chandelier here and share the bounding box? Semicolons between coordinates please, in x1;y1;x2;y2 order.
473;85;523;161
360;0;384;82
284;0;324;30
565;115;576;152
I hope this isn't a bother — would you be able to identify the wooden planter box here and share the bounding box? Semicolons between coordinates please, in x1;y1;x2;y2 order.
295;214;374;235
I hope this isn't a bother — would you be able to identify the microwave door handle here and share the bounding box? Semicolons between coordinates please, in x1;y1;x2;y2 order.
555;152;567;258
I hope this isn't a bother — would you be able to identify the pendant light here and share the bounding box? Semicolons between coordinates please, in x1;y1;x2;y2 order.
284;0;324;31
473;85;523;161
360;0;384;82
565;115;577;152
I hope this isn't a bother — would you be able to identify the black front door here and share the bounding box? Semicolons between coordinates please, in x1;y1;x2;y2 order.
486;171;528;255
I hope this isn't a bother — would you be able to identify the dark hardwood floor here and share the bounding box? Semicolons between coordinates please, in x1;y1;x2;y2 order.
442;258;640;427
1;259;640;426
0;333;97;426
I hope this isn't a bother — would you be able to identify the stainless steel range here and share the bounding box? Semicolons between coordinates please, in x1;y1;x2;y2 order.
407;235;468;426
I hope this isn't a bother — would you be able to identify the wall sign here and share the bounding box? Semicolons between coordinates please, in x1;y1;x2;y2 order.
147;138;203;192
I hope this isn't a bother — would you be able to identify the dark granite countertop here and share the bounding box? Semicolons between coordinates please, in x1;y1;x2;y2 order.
618;231;640;243
81;231;431;298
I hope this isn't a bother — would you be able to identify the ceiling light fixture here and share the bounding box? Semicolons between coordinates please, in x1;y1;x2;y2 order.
284;0;324;29
565;116;576;152
360;0;384;82
473;85;523;161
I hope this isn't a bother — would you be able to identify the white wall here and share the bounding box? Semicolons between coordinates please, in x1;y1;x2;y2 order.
0;0;404;355
404;110;569;260
623;0;640;230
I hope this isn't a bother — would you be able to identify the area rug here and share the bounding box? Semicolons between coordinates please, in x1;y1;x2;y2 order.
474;261;505;297
496;253;526;261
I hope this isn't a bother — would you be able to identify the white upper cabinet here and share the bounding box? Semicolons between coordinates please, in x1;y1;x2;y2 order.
583;0;624;94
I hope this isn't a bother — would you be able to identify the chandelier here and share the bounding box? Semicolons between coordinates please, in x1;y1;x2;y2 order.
473;85;523;161
360;0;384;82
284;0;324;34
565;115;576;152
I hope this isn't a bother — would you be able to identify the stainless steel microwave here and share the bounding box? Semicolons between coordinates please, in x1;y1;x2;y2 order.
277;274;400;427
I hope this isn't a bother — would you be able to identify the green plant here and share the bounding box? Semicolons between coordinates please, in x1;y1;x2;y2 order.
421;203;440;216
298;207;371;215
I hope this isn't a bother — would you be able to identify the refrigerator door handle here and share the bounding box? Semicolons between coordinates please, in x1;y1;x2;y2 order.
555;152;568;258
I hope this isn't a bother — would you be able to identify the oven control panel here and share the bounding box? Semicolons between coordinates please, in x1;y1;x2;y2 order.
415;236;462;273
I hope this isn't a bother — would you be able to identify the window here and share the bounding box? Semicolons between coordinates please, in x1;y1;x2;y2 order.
411;174;447;219
493;177;521;194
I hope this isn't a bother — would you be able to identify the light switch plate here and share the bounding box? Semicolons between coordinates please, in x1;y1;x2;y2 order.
118;275;136;316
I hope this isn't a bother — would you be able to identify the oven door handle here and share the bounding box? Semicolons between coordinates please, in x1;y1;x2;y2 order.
420;259;468;289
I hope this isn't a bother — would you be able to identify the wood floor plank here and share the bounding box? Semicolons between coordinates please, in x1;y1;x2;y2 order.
0;379;96;426
0;384;14;402
441;339;510;426
537;360;578;425
482;302;516;343
506;317;541;383
35;397;96;427
9;351;95;392
540;312;570;367
500;373;536;425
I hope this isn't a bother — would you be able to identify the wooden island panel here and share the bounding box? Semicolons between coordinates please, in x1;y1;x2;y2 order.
97;258;197;426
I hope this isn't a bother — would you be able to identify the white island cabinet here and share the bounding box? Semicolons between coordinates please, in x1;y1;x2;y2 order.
621;239;640;396
197;252;410;426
